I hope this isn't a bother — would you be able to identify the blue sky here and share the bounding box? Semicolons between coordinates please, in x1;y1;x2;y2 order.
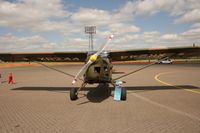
63;0;126;11
0;0;200;52
134;12;191;34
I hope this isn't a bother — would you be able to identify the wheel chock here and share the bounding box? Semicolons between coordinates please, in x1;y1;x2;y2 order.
114;86;121;101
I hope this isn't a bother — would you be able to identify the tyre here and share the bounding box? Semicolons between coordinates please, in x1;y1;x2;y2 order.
121;88;127;101
70;88;78;100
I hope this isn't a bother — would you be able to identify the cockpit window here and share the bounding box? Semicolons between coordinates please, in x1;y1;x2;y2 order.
94;67;100;73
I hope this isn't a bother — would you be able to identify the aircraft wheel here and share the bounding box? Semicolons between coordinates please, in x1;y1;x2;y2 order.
70;88;78;100
121;88;127;101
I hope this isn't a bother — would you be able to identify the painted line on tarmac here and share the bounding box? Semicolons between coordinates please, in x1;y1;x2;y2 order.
130;71;200;122
155;71;200;95
132;93;200;121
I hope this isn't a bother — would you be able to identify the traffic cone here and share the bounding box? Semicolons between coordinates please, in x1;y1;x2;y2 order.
0;69;1;84
7;73;14;84
0;73;1;84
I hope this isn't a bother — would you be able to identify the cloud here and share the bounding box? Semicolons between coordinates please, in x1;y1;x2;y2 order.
112;0;176;20
71;8;110;26
0;33;57;52
30;21;77;35
175;9;200;24
143;31;160;38
161;34;178;40
70;7;140;42
112;1;135;22
0;33;91;52
121;0;200;25
0;0;70;33
108;29;199;50
0;0;200;52
181;28;200;40
108;23;140;34
133;0;176;15
192;23;200;28
111;0;200;47
70;6;140;31
63;38;89;51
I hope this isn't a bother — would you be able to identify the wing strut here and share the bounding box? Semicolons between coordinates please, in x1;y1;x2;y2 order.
114;55;173;80
36;62;83;81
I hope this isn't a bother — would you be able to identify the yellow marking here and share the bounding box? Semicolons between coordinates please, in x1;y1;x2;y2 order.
155;72;200;95
184;89;200;94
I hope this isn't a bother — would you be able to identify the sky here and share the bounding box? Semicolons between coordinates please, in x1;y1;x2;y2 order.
0;0;200;52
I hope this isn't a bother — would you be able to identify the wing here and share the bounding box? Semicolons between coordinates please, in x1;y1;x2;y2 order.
110;46;200;80
1;46;199;80
0;52;87;80
0;46;199;62
0;52;87;62
110;46;200;62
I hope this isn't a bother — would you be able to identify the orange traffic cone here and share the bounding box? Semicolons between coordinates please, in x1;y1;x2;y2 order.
0;73;1;84
7;73;14;84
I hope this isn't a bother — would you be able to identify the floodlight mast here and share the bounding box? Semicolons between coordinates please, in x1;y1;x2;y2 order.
85;26;96;51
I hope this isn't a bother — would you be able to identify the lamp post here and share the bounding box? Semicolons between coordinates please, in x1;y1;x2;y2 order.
85;26;96;51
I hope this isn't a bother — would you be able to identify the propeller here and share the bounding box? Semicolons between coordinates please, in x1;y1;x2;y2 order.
72;34;114;85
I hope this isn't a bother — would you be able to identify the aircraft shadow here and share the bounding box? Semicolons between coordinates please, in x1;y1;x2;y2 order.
12;85;199;103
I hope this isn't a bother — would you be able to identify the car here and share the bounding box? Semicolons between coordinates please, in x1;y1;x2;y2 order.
157;59;172;64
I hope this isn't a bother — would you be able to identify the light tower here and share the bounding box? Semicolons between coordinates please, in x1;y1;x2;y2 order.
85;26;96;51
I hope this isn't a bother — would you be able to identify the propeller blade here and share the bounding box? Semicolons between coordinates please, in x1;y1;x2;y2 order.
96;34;114;56
72;60;92;84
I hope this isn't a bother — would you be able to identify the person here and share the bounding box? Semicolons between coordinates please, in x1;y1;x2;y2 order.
0;71;1;84
8;73;14;84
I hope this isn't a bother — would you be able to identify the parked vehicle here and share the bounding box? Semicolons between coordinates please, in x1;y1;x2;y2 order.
157;59;172;64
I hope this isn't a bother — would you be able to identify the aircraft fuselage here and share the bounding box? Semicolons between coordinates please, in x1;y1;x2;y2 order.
84;57;113;84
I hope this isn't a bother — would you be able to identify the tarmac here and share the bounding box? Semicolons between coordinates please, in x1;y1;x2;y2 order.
0;63;200;133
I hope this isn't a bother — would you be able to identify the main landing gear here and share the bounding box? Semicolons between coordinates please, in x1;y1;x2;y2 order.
70;83;87;101
70;81;127;101
113;80;127;101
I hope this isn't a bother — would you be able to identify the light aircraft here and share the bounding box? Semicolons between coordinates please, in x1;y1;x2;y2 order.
70;34;129;101
0;34;200;101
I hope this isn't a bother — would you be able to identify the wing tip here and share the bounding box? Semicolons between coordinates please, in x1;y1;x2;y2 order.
72;79;77;85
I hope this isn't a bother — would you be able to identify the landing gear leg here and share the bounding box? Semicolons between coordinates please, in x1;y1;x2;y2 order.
70;82;87;101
